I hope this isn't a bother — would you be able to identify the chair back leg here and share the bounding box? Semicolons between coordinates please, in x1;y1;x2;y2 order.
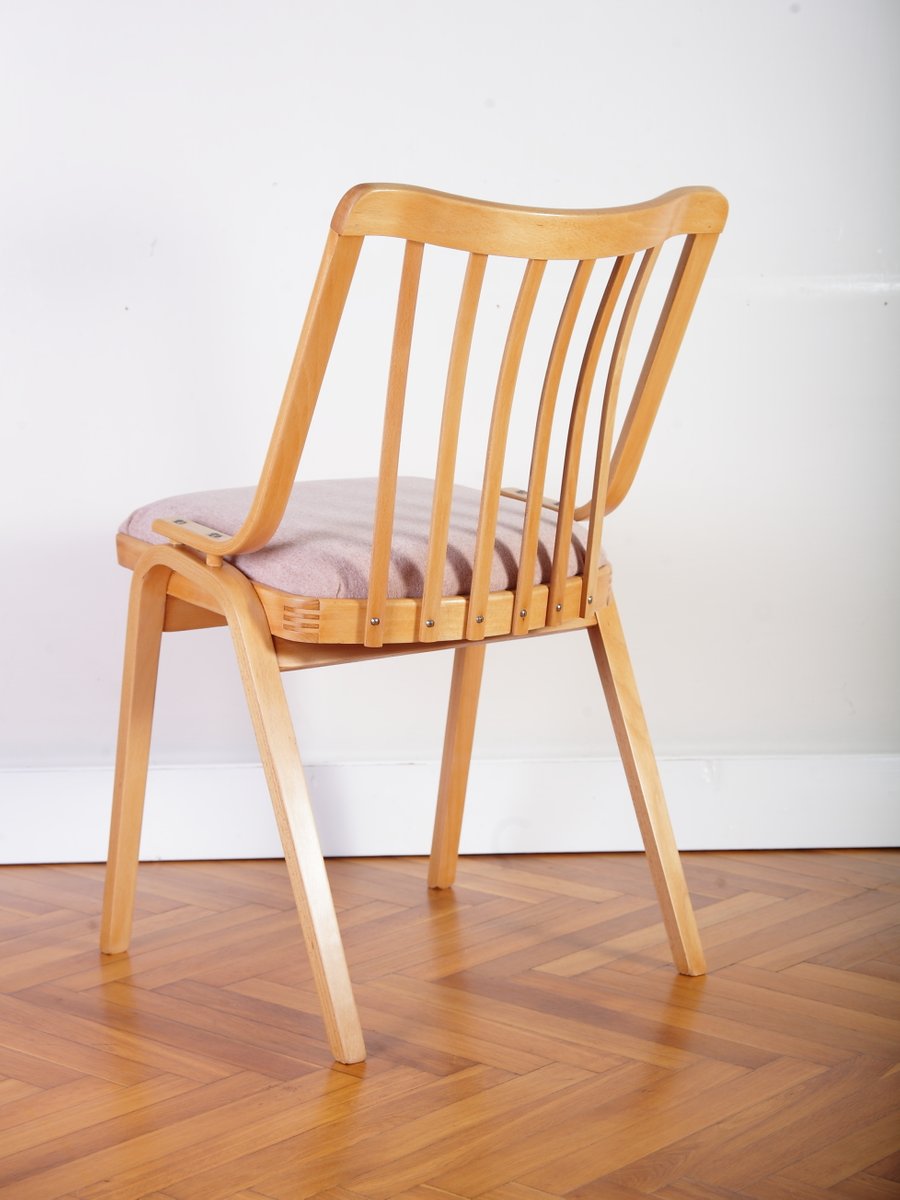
588;597;706;975
101;562;172;953
428;642;486;888
225;570;367;1063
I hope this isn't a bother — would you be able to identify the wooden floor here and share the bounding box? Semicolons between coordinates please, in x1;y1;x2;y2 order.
0;851;898;1199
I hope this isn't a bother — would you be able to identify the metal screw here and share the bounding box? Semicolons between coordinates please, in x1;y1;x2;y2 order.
519;608;527;619
209;532;222;539
424;619;435;628
555;603;562;612
174;518;186;525
370;617;380;626
475;614;484;624
587;595;593;604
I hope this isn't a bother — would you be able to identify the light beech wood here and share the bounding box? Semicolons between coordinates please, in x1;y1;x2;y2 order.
117;532;609;646
605;231;721;513
428;642;487;888
499;485;560;513
333;182;728;259
270;587;607;671
163;594;226;632
512;258;594;637
465;258;546;641
581;245;661;617
589;596;706;975
148;185;725;571
419;252;487;642
548;254;632;622
151;230;363;560
364;240;424;648
107;180;727;1062
106;544;365;1064
101;562;172;953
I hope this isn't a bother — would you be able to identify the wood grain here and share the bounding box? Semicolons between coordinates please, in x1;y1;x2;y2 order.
110;180;728;1060
364;239;424;648
0;850;896;1198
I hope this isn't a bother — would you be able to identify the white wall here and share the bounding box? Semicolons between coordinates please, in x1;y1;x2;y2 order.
1;1;898;858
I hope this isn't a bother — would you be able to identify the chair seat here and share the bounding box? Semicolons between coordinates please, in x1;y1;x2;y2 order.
120;476;589;600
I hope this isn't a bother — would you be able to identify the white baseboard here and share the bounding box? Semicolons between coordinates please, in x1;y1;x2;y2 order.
1;755;897;864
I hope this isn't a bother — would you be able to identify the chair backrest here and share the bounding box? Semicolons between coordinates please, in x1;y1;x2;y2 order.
154;183;727;647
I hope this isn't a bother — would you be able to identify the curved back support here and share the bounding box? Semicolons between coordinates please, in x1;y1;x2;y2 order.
333;182;726;259
154;183;727;643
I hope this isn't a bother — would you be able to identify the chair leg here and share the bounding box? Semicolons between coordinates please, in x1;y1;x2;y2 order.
226;584;366;1063
588;596;706;975
428;642;486;888
101;563;172;954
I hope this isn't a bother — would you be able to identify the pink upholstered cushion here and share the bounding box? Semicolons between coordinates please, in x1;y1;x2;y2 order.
120;476;588;599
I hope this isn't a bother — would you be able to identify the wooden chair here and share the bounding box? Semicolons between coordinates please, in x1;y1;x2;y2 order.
103;182;728;1063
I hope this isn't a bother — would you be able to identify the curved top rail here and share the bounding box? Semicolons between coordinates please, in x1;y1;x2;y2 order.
332;182;728;259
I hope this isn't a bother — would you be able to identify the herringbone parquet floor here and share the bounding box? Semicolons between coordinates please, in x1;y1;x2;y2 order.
0;850;898;1199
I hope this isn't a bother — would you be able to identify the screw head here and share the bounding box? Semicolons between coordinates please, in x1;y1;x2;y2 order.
370;617;380;626
519;608;527;619
208;531;222;539
173;518;186;525
424;619;435;628
475;614;484;624
587;595;593;604
555;603;562;612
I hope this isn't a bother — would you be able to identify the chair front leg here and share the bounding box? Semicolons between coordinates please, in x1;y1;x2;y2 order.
588;596;706;975
101;562;172;954
428;641;486;888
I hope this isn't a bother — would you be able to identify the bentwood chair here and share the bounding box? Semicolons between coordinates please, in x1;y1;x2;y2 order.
103;182;728;1063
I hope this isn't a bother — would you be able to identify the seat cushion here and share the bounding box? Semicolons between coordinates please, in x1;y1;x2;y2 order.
120;476;588;599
